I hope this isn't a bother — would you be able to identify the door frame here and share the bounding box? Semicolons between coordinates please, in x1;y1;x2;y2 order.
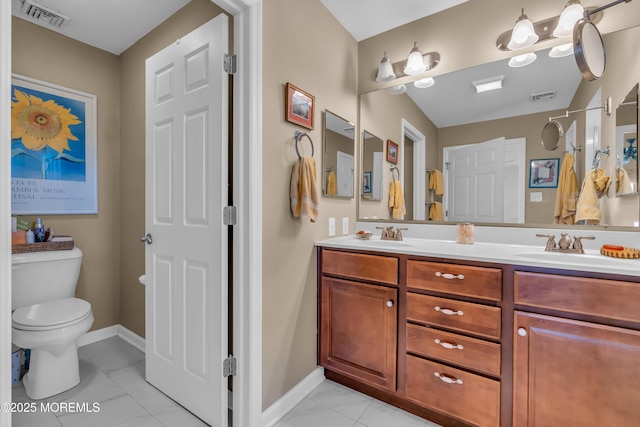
214;1;263;426
401;119;426;220
0;1;263;426
0;1;12;425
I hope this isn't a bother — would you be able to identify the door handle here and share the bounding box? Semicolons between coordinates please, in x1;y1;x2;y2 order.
140;233;153;244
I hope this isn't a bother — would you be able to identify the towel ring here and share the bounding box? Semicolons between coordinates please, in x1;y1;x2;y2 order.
294;131;314;159
390;166;400;181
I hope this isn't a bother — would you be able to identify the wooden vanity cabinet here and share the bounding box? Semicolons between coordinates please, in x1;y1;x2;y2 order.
513;271;640;426
318;250;398;392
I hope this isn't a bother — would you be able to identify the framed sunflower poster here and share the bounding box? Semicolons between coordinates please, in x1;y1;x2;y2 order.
10;75;97;214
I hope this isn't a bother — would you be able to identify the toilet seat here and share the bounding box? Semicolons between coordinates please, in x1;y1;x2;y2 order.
12;298;92;331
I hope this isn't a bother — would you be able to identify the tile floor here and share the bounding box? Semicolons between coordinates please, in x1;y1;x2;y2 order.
11;336;441;427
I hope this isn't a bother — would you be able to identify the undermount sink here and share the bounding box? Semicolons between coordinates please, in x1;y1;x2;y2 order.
355;238;412;248
513;250;636;266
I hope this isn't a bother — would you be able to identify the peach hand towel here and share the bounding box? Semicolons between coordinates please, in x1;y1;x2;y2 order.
616;167;632;195
553;153;578;224
429;169;445;196
290;157;318;222
388;179;406;219
575;168;611;224
429;202;444;220
326;171;337;196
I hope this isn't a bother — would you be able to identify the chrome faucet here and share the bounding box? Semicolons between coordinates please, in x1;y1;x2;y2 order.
536;233;595;254
376;226;408;241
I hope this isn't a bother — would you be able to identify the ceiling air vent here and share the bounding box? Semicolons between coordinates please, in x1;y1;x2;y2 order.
19;0;70;28
530;90;556;102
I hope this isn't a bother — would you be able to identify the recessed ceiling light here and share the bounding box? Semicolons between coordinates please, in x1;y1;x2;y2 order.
414;77;435;89
472;76;505;93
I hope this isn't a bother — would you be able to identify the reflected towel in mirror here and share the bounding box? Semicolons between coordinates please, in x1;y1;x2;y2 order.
429;169;444;196
389;179;406;219
326;171;337;195
553;153;578;224
576;168;611;224
616;167;632;195
429;202;444;220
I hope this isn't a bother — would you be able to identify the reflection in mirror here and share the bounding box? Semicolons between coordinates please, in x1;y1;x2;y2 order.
358;22;640;228
323;110;355;198
615;83;639;197
361;131;384;201
541;120;563;151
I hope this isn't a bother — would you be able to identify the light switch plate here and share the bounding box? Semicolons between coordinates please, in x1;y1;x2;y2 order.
328;217;336;236
342;217;349;235
530;192;543;202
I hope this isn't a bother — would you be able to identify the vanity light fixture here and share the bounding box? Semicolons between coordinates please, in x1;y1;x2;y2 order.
549;42;574;58
553;0;585;37
374;47;440;83
507;9;538;50
414;77;435;89
472;76;505;94
387;84;407;95
404;42;427;75
508;52;537;68
375;52;396;83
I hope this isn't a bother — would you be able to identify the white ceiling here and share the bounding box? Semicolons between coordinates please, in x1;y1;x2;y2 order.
11;0;191;55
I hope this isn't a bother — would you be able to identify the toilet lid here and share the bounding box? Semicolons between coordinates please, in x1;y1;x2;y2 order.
12;298;92;331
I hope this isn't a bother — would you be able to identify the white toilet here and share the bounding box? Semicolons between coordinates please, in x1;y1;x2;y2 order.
11;248;94;400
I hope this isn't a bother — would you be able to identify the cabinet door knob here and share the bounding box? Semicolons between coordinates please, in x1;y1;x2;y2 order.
434;372;463;385
435;272;465;280
434;339;464;350
434;306;464;316
386;300;394;308
518;327;528;337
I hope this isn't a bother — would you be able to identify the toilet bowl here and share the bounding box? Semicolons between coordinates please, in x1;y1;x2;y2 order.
12;298;94;400
11;248;94;399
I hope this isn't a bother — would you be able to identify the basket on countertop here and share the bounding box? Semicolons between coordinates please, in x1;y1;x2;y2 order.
600;244;640;259
12;241;74;254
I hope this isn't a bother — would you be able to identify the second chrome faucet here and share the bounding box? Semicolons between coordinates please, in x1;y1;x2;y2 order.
536;233;595;254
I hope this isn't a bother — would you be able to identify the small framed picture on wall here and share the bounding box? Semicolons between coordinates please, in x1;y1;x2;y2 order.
285;82;315;130
386;139;398;164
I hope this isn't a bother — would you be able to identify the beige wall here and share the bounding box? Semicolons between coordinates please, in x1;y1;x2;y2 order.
118;0;229;337
12;18;121;330
262;0;358;409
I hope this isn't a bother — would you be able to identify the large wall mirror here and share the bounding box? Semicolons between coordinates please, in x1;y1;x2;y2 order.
323;110;355;198
615;83;639;197
356;2;640;229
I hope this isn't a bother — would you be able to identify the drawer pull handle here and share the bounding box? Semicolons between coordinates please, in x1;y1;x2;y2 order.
435;272;465;280
434;372;463;385
386;300;394;308
434;339;464;350
434;306;464;316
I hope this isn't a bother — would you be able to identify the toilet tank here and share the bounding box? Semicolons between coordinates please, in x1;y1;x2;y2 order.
11;247;83;310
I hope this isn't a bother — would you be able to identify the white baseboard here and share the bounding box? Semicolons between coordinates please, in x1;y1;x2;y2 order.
262;367;325;427
78;324;145;353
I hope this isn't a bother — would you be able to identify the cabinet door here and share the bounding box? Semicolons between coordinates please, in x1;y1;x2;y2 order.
514;311;640;426
320;277;397;391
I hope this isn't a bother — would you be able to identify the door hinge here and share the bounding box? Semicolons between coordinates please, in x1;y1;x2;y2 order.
223;355;236;377
223;206;237;226
224;54;237;74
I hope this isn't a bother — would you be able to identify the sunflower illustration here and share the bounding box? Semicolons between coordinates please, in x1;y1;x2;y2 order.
11;89;81;154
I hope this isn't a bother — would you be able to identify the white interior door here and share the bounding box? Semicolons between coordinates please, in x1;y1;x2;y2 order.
336;151;354;197
144;15;228;426
504;138;526;224
445;137;505;223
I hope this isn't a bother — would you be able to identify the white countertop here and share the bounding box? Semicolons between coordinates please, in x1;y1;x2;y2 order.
317;235;640;278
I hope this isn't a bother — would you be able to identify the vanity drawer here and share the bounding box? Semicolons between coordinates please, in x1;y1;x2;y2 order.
405;354;500;427
406;323;501;377
407;260;501;301
514;271;640;324
407;293;501;340
321;249;398;285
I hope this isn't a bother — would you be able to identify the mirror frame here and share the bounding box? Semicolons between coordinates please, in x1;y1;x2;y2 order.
322;110;356;198
615;83;639;198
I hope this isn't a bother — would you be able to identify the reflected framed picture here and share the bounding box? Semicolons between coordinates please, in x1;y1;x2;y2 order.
386;139;398;164
363;171;372;194
529;158;560;188
285;82;314;129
